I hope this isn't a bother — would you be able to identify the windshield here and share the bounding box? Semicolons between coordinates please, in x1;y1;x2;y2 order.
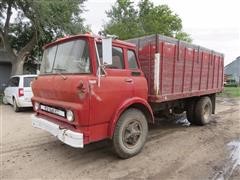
40;39;91;74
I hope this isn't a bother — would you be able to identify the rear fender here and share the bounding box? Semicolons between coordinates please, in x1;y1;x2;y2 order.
109;97;154;137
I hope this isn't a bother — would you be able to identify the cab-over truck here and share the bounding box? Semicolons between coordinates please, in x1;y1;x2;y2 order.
31;34;224;158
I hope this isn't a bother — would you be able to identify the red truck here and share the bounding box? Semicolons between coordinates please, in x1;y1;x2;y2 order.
31;34;224;158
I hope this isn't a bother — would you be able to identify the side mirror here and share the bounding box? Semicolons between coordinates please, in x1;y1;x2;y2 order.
102;37;112;65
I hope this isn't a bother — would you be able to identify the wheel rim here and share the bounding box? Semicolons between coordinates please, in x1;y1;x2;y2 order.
122;120;142;149
203;103;210;120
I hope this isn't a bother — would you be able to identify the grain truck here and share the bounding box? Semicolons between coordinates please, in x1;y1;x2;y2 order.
31;34;224;158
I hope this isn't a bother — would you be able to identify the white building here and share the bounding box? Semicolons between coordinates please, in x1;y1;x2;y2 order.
224;56;240;84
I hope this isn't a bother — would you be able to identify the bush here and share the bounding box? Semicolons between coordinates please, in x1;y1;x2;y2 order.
0;93;3;104
224;84;238;87
219;87;240;97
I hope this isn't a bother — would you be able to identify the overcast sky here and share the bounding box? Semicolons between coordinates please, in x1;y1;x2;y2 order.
82;0;240;66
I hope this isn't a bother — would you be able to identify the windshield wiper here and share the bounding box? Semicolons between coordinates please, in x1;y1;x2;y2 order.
53;68;67;80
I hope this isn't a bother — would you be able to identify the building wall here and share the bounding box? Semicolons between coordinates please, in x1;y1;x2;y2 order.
224;57;240;83
0;62;12;92
0;50;13;63
0;50;13;92
0;39;37;92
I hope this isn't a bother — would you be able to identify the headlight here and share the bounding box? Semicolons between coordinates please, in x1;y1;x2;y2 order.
66;110;74;122
34;102;40;111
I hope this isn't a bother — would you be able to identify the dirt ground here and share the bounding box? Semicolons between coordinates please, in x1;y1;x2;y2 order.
0;96;239;180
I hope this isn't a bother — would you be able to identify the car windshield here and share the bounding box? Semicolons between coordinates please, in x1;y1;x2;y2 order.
40;39;91;74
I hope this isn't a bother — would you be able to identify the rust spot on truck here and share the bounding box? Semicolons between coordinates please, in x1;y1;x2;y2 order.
77;80;87;100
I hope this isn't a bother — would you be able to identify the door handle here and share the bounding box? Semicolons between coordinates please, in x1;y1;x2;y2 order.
125;78;133;83
131;71;141;76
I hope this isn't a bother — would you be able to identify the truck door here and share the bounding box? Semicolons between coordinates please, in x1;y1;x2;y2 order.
89;45;133;140
126;49;148;99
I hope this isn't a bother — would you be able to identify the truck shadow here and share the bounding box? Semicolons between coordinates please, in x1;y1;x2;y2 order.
42;114;193;160
32;113;218;162
148;114;191;141
20;107;34;112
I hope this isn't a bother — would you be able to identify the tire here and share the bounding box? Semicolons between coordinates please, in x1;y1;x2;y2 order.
113;108;148;159
13;98;20;112
2;96;8;105
186;102;195;124
194;97;212;125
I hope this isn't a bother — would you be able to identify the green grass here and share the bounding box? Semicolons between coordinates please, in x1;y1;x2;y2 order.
0;93;3;104
219;86;240;97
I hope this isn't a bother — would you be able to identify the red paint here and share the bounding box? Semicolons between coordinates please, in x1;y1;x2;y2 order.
128;35;223;103
32;34;224;146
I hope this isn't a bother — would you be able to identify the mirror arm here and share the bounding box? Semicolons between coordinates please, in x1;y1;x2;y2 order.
94;40;102;87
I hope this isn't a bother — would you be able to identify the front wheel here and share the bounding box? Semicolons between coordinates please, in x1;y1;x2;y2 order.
113;108;148;159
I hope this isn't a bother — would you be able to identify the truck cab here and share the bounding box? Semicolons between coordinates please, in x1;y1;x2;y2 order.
32;34;153;158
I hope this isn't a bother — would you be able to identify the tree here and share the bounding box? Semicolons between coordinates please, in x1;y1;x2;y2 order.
104;0;192;42
175;31;192;43
105;0;144;40
0;0;88;75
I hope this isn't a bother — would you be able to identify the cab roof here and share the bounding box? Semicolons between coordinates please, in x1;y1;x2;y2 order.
43;34;136;49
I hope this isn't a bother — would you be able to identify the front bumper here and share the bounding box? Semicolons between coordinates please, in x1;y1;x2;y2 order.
32;115;84;148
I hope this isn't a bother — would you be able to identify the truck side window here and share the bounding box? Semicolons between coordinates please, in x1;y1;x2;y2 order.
96;43;124;69
112;47;124;69
127;50;138;69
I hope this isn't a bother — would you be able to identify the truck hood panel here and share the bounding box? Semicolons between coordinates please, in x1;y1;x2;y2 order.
31;75;91;126
32;75;89;102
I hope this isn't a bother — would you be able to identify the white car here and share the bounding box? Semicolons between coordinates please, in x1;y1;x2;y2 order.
3;74;37;112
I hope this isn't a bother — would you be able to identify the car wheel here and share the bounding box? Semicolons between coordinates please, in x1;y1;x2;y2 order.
13;98;20;112
2;96;8;105
113;108;148;159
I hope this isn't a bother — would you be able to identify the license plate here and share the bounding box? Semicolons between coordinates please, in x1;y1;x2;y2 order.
40;105;65;117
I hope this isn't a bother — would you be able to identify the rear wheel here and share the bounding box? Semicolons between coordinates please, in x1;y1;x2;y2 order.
195;97;212;125
187;97;212;125
13;98;20;112
186;102;195;124
113;108;148;159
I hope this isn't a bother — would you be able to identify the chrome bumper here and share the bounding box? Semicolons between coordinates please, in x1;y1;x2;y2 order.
31;115;83;148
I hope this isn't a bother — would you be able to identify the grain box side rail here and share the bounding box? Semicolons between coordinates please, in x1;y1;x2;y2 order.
127;34;224;103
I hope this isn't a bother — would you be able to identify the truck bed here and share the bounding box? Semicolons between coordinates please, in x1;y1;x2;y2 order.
127;34;224;102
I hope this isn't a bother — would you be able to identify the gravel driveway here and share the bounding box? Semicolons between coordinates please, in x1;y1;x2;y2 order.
1;97;239;179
